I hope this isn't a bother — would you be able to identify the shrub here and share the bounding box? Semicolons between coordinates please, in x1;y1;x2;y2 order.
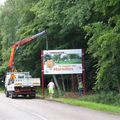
79;91;120;106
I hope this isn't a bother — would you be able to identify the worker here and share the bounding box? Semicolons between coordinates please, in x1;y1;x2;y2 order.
47;79;55;99
10;74;16;80
9;73;16;84
78;80;83;96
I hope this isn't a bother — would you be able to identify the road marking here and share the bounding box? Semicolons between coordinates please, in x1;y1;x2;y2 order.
32;113;48;120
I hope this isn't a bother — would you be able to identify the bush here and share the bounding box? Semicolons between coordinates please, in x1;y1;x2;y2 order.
79;91;120;106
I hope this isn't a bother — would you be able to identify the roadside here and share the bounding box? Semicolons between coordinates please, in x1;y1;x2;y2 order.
36;93;120;115
0;93;120;120
52;98;120;115
1;87;120;115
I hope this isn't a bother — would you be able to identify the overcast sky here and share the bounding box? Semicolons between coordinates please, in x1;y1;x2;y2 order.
0;0;6;5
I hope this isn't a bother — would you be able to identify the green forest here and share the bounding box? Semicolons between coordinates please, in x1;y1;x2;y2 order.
0;0;120;102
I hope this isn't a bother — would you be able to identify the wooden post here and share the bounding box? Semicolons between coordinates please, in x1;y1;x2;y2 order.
82;49;86;95
61;75;65;92
71;75;74;92
41;50;44;97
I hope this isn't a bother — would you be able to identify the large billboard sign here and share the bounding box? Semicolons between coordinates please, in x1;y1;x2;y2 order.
43;49;82;75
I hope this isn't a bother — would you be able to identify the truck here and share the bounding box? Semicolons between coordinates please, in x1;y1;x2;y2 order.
5;72;40;98
5;30;46;98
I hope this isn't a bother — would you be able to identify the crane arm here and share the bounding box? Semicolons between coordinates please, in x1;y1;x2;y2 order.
8;30;46;69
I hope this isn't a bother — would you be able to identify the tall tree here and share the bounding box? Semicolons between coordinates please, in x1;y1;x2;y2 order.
85;0;120;92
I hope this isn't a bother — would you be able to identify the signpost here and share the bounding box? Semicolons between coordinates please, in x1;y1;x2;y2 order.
41;49;86;96
43;49;82;74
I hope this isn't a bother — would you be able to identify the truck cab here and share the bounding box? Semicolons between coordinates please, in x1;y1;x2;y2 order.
5;72;40;98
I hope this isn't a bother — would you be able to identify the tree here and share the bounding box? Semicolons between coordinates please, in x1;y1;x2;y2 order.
85;0;120;92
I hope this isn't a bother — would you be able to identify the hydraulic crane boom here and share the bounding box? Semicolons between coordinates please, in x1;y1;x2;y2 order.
8;30;46;70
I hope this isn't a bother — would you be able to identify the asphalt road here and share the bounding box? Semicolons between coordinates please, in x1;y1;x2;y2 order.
0;93;120;120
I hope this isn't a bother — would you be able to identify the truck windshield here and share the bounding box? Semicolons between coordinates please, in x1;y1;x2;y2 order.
18;75;24;79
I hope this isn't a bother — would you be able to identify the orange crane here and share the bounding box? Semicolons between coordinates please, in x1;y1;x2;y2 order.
4;30;46;98
8;30;46;71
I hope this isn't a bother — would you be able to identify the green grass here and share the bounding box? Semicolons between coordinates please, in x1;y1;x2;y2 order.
33;88;120;114
54;98;120;114
0;87;4;93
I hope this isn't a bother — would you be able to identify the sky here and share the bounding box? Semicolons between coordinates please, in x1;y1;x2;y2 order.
0;0;6;5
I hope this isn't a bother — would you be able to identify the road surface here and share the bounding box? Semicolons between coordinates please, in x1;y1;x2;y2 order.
0;93;120;120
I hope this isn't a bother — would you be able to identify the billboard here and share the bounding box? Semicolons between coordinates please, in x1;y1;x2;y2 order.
43;49;82;75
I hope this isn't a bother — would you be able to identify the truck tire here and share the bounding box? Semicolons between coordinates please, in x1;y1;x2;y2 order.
10;91;15;99
5;91;9;97
23;94;27;98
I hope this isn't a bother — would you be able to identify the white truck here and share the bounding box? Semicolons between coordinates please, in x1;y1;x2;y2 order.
5;72;40;98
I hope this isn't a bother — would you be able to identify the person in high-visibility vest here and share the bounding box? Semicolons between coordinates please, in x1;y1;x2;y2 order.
78;80;83;96
10;74;16;84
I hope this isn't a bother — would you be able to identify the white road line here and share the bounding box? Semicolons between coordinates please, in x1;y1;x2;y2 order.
32;113;48;120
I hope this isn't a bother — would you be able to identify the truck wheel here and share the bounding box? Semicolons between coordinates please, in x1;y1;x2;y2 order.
10;92;15;99
23;94;27;98
5;91;9;97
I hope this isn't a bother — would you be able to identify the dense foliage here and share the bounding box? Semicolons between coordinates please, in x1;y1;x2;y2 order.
79;91;120;106
85;0;120;92
0;0;120;93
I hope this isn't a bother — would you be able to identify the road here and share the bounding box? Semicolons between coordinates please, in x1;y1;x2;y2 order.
0;93;120;120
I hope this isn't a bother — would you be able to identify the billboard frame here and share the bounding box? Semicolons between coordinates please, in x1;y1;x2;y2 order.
41;49;86;97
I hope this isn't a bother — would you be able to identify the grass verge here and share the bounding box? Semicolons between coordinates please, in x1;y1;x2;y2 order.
0;87;4;93
54;98;120;114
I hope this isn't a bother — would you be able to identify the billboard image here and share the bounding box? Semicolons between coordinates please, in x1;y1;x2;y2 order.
43;49;82;75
